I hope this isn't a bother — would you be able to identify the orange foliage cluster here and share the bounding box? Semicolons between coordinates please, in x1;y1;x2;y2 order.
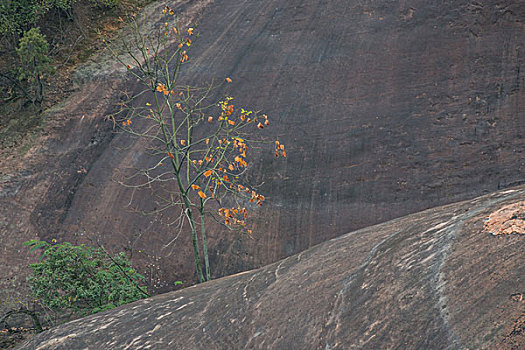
249;190;265;206
275;140;286;157
161;6;175;15
156;83;170;96
218;207;248;227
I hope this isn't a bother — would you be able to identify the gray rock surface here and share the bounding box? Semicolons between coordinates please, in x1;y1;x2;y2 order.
19;186;525;349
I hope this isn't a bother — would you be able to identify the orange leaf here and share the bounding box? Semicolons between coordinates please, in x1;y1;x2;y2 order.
197;191;207;199
226;77;232;83
204;170;212;177
191;184;201;190
168;152;174;159
257;122;264;129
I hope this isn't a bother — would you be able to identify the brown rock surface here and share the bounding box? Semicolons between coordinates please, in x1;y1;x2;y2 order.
1;0;525;302
18;186;525;349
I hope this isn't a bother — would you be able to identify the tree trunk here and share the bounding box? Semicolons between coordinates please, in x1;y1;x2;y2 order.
199;207;211;281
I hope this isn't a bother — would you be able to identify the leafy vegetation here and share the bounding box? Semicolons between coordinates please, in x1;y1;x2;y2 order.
16;28;54;106
24;240;148;316
0;0;120;43
0;0;42;44
0;0;153;159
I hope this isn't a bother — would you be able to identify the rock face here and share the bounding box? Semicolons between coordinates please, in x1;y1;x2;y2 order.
18;186;525;349
1;0;525;298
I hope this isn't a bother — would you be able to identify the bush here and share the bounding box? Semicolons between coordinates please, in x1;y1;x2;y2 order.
24;240;148;315
0;0;42;41
16;27;54;105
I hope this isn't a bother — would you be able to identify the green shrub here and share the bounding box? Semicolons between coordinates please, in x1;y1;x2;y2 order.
16;27;54;105
0;0;42;39
24;240;148;315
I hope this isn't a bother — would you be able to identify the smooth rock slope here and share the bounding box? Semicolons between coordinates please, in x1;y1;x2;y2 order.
19;186;525;349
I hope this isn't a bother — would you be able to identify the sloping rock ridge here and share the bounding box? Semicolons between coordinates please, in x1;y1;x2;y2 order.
19;186;525;349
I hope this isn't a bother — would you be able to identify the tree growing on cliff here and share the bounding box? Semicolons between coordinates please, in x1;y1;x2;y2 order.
16;27;54;106
107;6;286;283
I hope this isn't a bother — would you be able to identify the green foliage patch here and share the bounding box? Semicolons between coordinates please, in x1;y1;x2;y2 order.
0;0;120;42
16;28;54;105
24;240;148;315
0;0;42;39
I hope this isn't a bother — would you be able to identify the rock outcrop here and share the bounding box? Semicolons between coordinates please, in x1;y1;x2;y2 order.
19;186;525;349
1;0;525;300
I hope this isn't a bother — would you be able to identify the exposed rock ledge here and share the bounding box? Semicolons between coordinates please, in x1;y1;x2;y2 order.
19;186;525;349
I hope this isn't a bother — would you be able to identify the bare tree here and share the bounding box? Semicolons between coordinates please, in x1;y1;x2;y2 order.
106;6;286;283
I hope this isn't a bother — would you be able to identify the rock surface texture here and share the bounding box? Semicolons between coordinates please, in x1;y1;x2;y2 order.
18;186;525;349
1;0;525;298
